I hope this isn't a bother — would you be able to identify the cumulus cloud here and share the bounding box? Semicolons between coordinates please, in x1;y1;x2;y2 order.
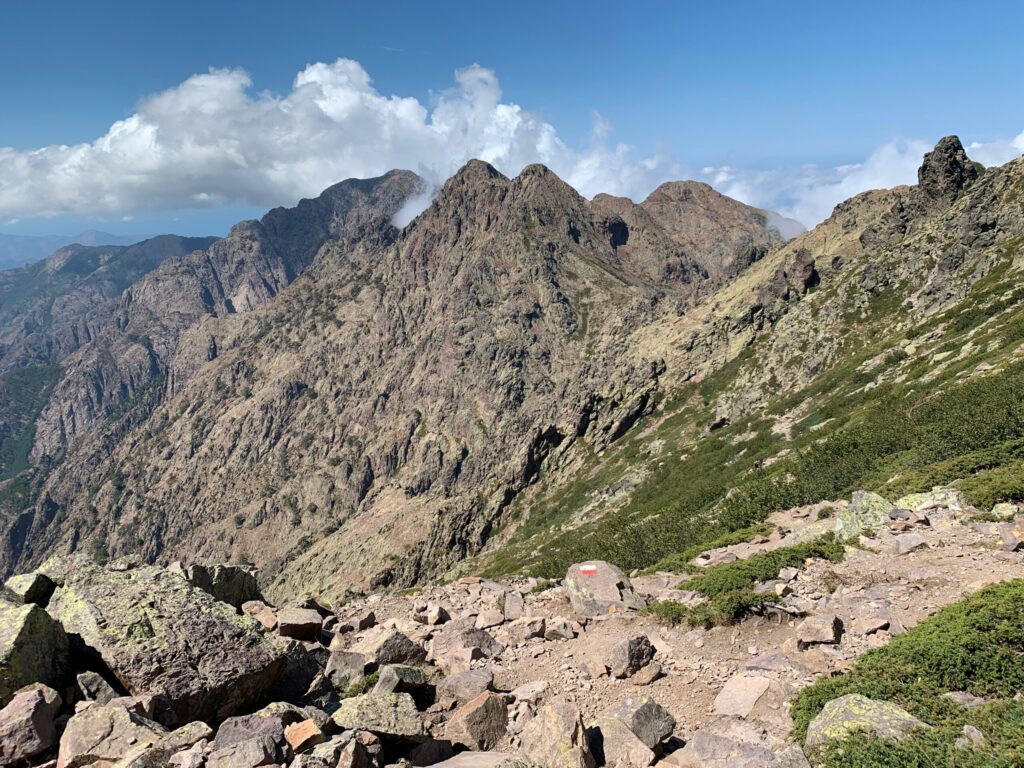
0;57;1021;230
0;59;678;221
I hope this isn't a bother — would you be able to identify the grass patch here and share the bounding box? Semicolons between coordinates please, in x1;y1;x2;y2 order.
792;579;1024;767
639;523;772;575
343;670;380;698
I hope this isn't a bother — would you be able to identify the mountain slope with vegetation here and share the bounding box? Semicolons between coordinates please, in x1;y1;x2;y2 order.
0;136;1021;612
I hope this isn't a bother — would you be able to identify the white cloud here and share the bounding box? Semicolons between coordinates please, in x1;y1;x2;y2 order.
0;60;678;221
0;58;1020;230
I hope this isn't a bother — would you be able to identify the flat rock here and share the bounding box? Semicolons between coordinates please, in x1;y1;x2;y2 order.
277;607;324;641
350;628;427;665
894;533;927;555
438;668;494;703
804;693;930;747
206;733;277;768
670;716;809;767
57;704;167;768
564;561;645;617
331;692;425;739
714;675;771;718
796;614;843;647
0;601;68;706
41;555;284;723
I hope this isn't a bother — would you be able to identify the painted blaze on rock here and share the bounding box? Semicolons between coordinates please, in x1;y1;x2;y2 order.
564;561;645;617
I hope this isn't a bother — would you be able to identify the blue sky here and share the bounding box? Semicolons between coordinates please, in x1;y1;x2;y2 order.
2;0;1023;237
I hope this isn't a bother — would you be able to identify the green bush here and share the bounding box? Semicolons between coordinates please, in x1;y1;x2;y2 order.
684;535;845;597
792;580;1024;766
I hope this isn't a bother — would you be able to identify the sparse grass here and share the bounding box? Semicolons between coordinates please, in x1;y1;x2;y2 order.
343;670;380;698
792;580;1024;767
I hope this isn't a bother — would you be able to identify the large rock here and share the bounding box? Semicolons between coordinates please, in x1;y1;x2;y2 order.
431;626;504;660
0;601;68;706
350;628;427;665
4;572;56;606
895;487;966;513
590;716;655;768
41;555;284;723
438;668;494;703
0;684;62;763
331;692;425;739
277;607;325;641
207;734;277;768
183;563;262;608
714;675;771;718
444;691;508;750
804;694;930;748
608;635;656;679
671;716;809;767
520;700;595;768
835;491;893;540
57;704;167;768
608;696;675;750
564;561;645;616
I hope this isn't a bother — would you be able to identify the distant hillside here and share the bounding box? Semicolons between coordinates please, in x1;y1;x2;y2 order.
0;230;147;269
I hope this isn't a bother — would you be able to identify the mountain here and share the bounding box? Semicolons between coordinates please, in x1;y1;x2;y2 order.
1;138;1022;614
0;230;146;270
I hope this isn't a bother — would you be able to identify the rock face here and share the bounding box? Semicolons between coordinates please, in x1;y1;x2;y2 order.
804;693;930;747
565;561;645;617
331;692;425;739
183;563;262;608
520;700;595;768
41;556;284;722
0;601;68;705
0;684;62;763
57;704;168;768
917;135;980;206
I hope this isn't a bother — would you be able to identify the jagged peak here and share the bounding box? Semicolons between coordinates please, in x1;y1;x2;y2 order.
447;159;507;186
917;135;979;204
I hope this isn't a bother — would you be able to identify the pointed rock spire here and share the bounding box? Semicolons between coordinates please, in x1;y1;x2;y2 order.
917;135;979;204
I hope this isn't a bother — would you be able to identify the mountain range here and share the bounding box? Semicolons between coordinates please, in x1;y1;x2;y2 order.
0;135;1021;611
0;230;151;270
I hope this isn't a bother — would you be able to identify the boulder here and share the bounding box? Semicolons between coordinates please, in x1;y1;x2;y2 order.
373;664;432;707
432;626;504;660
502;591;525;620
590;716;655;768
325;650;367;690
670;716;809;767
184;563;262;608
350;628;427;665
426;754;532;768
74;671;119;704
508;616;545;643
894;533;928;555
804;694;930;747
57;704;167;768
796;614;843;647
331;692;425;739
4;572;55;606
564;561;645;616
243;601;279;631
895;488;966;513
544;617;577;641
285;719;326;752
835;491;894;540
520;700;595;768
277;607;325;641
0;601;69;706
438;668;494;703
608;696;675;749
0;684;62;763
266;638;325;705
444;691;508;750
41;555;284;723
511;680;549;705
214;701;304;754
206;733;277;768
608;635;656;679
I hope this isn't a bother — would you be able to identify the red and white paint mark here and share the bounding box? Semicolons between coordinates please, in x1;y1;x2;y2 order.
579;565;599;576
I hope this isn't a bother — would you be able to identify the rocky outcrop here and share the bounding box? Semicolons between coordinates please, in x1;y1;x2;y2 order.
41;556;284;723
0;601;68;705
